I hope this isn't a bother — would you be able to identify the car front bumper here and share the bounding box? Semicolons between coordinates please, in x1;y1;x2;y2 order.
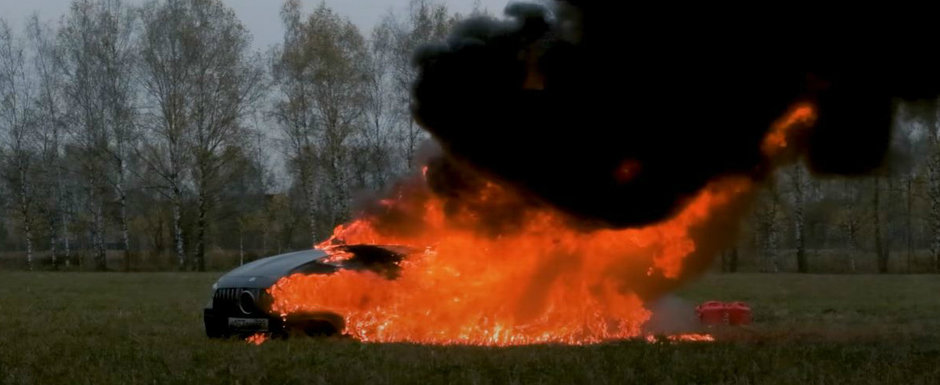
204;307;283;338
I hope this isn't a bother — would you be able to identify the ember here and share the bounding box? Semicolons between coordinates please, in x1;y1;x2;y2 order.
644;333;717;344
245;333;268;346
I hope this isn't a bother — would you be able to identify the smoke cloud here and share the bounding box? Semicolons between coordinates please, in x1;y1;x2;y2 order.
411;1;938;229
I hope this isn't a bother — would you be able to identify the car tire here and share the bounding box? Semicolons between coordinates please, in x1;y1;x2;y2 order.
284;312;345;338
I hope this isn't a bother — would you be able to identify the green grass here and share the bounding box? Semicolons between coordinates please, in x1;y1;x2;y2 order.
1;273;939;384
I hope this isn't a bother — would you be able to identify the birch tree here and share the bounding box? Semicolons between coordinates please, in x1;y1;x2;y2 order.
375;0;454;170
186;0;263;272
783;163;813;273
139;0;194;269
27;15;72;269
60;0;139;271
273;0;320;243
893;105;923;273
837;180;865;272
873;175;890;273
358;22;397;190
753;184;781;273
0;20;38;270
140;0;263;271
924;100;940;273
96;1;139;272
273;1;368;241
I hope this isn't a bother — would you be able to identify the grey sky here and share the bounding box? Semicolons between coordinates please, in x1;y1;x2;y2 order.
0;0;511;49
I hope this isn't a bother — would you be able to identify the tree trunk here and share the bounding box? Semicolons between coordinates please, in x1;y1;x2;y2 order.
759;186;780;273
329;157;348;226
17;166;34;271
62;210;71;269
930;165;940;272
261;220;268;256
907;175;914;273
769;223;780;273
58;159;72;269
793;167;808;273
723;247;739;273
848;223;859;273
23;214;33;271
928;113;940;273
173;185;186;271
302;165;318;244
406;120;417;170
795;223;807;273
120;199;131;272
118;160;131;272
48;219;57;270
93;198;107;271
730;247;739;273
873;177;887;273
195;190;207;272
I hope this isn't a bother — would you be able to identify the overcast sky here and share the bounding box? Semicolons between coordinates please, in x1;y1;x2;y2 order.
0;0;511;49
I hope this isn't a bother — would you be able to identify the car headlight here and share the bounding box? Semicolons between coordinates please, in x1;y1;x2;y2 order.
206;281;220;309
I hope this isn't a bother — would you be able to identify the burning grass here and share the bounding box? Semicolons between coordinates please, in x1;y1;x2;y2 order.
2;272;939;384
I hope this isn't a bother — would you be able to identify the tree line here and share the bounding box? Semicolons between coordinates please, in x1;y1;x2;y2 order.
734;101;940;274
3;0;940;274
0;0;459;271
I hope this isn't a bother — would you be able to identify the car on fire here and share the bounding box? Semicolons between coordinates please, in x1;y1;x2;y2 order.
204;244;412;338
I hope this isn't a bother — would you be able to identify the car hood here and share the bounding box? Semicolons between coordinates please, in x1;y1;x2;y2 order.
215;249;328;288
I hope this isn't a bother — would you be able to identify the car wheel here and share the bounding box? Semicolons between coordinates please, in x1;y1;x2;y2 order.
302;320;343;337
285;312;345;338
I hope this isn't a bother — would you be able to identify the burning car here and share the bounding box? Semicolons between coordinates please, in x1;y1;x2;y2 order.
204;244;413;339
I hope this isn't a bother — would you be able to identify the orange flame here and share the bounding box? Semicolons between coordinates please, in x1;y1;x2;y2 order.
666;333;716;342
269;177;750;345
268;105;814;346
644;333;716;343
245;333;268;345
762;104;816;157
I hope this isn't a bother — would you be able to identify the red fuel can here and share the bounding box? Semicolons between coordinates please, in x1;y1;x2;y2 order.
695;301;728;325
726;302;752;325
695;301;752;326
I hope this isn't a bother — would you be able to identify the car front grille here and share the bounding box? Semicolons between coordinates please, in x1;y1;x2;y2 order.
213;288;270;316
215;288;239;304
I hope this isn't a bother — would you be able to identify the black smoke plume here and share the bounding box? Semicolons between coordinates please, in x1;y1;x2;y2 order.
411;1;940;229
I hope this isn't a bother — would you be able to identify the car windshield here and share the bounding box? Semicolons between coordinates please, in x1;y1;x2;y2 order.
288;260;339;275
294;244;418;279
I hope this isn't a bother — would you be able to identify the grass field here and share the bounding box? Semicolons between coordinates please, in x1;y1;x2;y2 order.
2;273;939;384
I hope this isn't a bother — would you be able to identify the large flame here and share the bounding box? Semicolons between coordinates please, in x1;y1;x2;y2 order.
762;104;816;157
267;106;815;346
